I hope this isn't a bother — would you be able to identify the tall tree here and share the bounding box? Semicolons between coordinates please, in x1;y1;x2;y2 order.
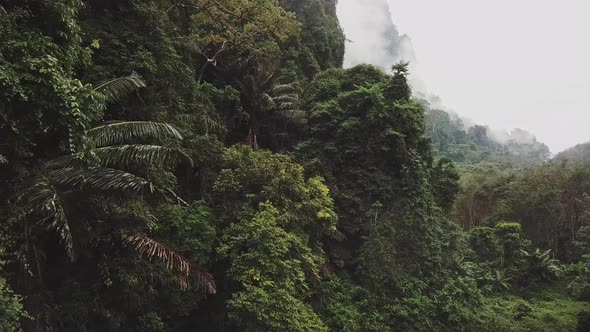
230;66;305;149
210;145;337;331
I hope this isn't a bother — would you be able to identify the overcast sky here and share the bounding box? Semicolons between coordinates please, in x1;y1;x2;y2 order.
337;0;590;153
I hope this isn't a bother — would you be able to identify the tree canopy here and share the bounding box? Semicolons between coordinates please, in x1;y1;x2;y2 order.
1;0;588;331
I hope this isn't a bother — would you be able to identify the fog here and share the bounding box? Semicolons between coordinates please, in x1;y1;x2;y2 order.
337;0;590;153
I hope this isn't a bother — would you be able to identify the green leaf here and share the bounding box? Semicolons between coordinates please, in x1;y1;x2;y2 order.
93;145;193;168
93;72;145;107
88;121;183;147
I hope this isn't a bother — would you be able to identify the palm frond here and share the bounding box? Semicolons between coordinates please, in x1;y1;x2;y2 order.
277;101;300;110
129;210;158;229
19;176;74;259
49;167;154;193
176;113;226;134
105;199;159;230
326;229;346;242
258;73;275;92
260;93;276;111
127;235;216;293
88;121;183;147
276;109;307;124
271;84;296;95
272;95;300;104
45;155;96;169
93;72;146;106
93;145;193;168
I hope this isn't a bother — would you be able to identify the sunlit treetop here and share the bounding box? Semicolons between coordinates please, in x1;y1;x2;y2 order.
190;0;301;63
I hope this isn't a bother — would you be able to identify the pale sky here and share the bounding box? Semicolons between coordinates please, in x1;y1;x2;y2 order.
337;0;590;153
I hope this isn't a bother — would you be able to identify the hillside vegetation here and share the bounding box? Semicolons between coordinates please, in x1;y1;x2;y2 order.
0;1;588;331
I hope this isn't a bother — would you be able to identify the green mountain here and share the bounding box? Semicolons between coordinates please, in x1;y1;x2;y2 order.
0;1;588;331
424;107;551;169
555;142;590;162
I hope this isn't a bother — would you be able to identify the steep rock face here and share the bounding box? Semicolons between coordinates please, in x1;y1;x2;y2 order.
555;142;590;162
337;0;415;70
297;64;455;285
280;0;346;77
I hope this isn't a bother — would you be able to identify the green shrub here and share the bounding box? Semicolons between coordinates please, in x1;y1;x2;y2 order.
569;276;590;301
0;277;24;332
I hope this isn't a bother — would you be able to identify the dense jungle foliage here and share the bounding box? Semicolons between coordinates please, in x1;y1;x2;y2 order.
424;108;551;170
0;0;588;331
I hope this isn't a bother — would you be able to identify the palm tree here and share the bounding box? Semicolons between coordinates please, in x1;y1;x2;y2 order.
18;74;215;293
235;68;306;149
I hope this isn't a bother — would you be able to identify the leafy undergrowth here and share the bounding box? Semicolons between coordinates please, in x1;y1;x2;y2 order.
476;281;588;331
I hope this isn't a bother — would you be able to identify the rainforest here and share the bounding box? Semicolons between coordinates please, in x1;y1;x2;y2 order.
0;0;589;331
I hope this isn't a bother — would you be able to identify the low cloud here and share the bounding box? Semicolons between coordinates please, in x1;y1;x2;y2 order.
337;0;545;149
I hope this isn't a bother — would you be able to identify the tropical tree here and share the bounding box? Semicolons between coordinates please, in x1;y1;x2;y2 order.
233;67;306;149
212;145;337;331
189;0;300;73
17;75;215;295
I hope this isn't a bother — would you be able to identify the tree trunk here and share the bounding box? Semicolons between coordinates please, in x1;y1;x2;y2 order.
246;128;258;150
246;113;259;149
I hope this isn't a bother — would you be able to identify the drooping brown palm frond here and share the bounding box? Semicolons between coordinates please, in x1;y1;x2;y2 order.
88;121;183;148
126;235;216;293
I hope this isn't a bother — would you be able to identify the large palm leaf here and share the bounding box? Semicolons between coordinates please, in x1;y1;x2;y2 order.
50;167;155;193
19;72;216;292
269;83;306;124
20;167;157;259
270;83;296;96
93;72;146;108
48;145;193;169
19;176;74;259
94;145;193;168
237;70;307;148
176;113;225;134
88;121;183;148
276;109;307;125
